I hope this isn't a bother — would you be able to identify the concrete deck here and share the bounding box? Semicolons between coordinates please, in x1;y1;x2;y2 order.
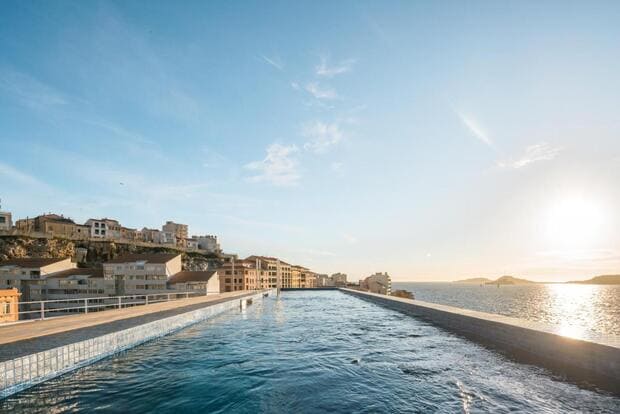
0;291;258;362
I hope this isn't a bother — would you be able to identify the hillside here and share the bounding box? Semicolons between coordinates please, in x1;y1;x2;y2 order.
453;277;492;284
569;275;620;285
485;275;536;285
0;235;222;271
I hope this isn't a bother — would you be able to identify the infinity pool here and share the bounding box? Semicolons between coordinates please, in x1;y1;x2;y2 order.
2;291;618;413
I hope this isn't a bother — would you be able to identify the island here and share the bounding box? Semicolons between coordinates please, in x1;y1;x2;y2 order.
568;275;620;285
453;277;492;284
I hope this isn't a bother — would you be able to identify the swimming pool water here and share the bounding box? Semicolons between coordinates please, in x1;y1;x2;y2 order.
2;291;618;413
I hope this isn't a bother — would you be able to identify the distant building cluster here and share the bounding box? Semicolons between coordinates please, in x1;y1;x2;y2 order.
6;213;221;253
315;272;348;287
359;272;392;295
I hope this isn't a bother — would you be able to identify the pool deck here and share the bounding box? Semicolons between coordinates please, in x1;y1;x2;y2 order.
0;291;257;363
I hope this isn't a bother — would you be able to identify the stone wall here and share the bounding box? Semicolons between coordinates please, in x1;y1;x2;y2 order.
0;290;272;399
341;288;620;394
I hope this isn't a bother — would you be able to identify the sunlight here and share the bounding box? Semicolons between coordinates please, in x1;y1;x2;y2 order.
543;195;609;250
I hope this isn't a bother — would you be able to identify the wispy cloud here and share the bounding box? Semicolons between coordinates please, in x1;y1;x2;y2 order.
457;112;493;147
0;67;68;109
315;57;355;78
302;121;343;153
497;142;562;169
260;54;284;71
245;144;300;186
305;82;338;100
0;162;51;189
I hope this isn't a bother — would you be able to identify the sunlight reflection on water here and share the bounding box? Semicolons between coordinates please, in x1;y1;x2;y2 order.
393;283;620;336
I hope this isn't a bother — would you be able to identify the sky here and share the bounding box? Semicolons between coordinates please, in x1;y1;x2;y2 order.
1;1;619;282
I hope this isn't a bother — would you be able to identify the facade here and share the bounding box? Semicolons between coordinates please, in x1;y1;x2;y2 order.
331;273;348;287
0;211;12;231
0;288;20;323
103;253;182;295
16;215;89;239
218;260;258;292
120;227;139;241
301;270;317;288
316;274;333;287
186;237;199;250
360;272;392;295
85;218;122;239
168;270;220;294
0;257;77;303
162;221;188;246
141;227;162;244
194;235;221;253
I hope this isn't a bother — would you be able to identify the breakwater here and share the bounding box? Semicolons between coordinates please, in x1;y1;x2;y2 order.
342;288;620;394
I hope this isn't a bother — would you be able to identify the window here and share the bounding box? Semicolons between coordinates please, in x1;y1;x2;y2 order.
1;302;9;315
0;217;5;224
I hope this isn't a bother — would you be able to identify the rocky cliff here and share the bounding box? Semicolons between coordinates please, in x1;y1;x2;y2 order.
0;236;222;271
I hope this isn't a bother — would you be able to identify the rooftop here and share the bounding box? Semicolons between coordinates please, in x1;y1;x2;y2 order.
46;268;103;279
0;257;70;268
168;270;217;284
106;253;180;264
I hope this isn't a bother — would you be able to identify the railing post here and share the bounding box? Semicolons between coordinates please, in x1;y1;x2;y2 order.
118;296;122;309
167;293;171;302
40;301;45;320
186;292;189;299
145;295;149;305
84;298;88;314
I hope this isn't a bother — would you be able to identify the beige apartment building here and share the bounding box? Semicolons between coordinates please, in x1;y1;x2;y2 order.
162;221;188;247
218;260;258;292
360;272;392;295
0;288;20;322
331;273;348;287
103;253;182;295
16;215;90;239
0;257;77;302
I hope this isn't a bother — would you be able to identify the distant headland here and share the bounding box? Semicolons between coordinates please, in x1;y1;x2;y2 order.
455;274;620;285
454;276;535;285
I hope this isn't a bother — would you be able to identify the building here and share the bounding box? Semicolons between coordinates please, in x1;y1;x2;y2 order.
120;227;139;241
301;269;317;288
360;272;392;295
0;289;20;323
186;237;199;250
316;274;333;287
0;257;76;302
218;260;258;292
85;218;122;239
245;256;294;289
44;268;111;299
141;227;162;244
162;221;188;246
330;273;348;287
16;214;90;239
103;253;182;295
194;235;221;253
168;270;220;294
0;211;12;231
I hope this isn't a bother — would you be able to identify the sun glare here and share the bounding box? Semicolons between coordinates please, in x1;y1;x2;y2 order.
543;195;609;249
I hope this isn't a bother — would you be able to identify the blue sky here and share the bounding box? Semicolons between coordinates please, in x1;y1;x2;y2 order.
1;1;619;281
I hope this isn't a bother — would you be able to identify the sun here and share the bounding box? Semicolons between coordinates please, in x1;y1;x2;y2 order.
543;195;609;249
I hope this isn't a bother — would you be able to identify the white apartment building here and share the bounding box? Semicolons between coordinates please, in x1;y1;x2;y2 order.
194;235;221;253
85;218;122;239
103;253;182;295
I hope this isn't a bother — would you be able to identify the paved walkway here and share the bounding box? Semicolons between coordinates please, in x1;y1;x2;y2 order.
0;291;261;362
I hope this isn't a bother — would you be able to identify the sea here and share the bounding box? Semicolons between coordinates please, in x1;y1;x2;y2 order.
393;282;620;337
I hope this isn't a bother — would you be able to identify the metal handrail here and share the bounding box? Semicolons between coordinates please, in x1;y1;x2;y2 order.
1;290;223;322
